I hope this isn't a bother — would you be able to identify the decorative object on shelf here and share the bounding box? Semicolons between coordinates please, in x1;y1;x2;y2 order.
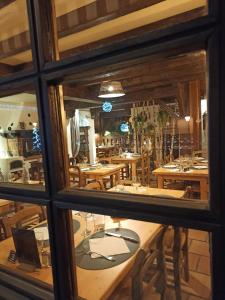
98;81;125;98
32;123;41;151
102;101;112;112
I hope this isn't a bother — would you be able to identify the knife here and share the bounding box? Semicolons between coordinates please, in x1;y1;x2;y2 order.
105;231;138;243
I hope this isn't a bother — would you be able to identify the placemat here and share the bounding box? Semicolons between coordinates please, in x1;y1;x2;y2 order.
36;219;80;247
75;228;140;270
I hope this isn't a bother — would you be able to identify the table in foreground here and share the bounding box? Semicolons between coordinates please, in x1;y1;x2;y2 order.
108;185;186;199
0;217;161;300
153;167;208;200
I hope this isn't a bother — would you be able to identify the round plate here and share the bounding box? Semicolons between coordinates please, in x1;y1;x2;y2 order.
163;164;177;169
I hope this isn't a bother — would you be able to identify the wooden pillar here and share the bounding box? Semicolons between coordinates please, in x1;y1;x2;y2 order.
189;80;201;150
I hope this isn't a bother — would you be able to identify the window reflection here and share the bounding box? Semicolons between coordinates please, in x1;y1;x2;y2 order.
72;210;211;300
0;0;32;77
65;49;209;207
54;0;208;58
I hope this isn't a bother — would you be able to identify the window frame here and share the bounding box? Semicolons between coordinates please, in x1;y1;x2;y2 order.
0;0;224;300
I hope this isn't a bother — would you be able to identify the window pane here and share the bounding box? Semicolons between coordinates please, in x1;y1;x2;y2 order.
0;200;54;299
71;209;211;300
54;0;208;59
63;47;209;209
0;87;45;190
0;0;33;77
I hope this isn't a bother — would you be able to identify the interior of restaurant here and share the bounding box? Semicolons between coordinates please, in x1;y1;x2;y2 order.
0;0;212;299
66;47;208;204
0;47;211;299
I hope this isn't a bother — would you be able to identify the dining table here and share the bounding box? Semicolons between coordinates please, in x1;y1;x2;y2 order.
111;154;141;180
108;185;186;199
0;216;161;300
0;199;14;215
153;165;208;200
70;163;125;187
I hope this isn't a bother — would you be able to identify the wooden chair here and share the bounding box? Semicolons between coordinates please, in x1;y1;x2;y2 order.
69;165;86;187
2;205;46;238
193;150;207;158
84;180;105;191
164;226;189;300
137;151;150;186
109;225;168;300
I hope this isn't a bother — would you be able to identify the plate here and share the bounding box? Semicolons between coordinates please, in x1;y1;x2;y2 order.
192;166;208;170
163;164;177;169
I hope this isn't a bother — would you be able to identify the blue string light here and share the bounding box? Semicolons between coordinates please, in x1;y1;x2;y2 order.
102;101;112;112
32;126;41;151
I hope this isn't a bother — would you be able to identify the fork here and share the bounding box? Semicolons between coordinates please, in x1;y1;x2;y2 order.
86;250;115;261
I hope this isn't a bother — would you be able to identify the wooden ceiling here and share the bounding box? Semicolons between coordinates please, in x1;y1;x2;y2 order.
63;49;206;118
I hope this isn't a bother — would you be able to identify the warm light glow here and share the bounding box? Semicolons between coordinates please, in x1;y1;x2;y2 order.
99;81;125;98
108;86;114;92
185;116;191;122
33;122;37;127
99;93;125;98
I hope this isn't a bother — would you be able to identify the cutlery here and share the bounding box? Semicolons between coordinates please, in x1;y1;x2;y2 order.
105;231;138;243
86;250;115;261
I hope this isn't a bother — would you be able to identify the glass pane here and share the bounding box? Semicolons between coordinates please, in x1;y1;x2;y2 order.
63;47;209;209
0;87;45;190
0;200;54;299
54;0;208;59
71;209;211;300
0;0;33;77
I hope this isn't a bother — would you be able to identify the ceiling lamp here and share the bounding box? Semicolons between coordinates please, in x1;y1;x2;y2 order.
98;81;125;98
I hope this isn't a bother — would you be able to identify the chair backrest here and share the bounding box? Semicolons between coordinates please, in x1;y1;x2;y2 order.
193;150;207;158
84;180;105;191
69;165;86;187
131;225;168;300
2;205;45;238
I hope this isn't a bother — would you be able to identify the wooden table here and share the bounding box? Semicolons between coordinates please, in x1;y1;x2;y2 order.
76;164;125;187
153;167;208;200
109;185;185;199
0;199;13;215
111;155;141;180
0;217;161;300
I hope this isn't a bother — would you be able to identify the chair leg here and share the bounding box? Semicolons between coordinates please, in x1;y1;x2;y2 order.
173;253;182;300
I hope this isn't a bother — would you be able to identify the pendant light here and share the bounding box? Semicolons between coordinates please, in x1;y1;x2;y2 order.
98;81;125;98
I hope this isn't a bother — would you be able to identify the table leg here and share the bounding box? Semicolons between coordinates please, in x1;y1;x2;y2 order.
131;162;137;180
157;176;164;189
200;178;208;200
115;172;120;185
110;175;114;187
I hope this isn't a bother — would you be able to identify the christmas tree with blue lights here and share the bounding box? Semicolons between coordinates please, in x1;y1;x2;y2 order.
32;124;41;152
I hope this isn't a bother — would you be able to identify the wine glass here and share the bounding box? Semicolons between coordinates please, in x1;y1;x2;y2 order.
79;212;93;238
132;176;141;190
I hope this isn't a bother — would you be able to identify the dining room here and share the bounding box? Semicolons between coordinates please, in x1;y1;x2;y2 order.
66;46;209;208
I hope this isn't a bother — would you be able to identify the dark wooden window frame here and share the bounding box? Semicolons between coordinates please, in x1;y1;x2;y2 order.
0;0;224;300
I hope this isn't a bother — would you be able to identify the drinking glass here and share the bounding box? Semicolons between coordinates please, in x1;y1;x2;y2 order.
80;212;93;238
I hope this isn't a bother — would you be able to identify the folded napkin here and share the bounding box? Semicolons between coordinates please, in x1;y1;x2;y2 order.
89;236;130;258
